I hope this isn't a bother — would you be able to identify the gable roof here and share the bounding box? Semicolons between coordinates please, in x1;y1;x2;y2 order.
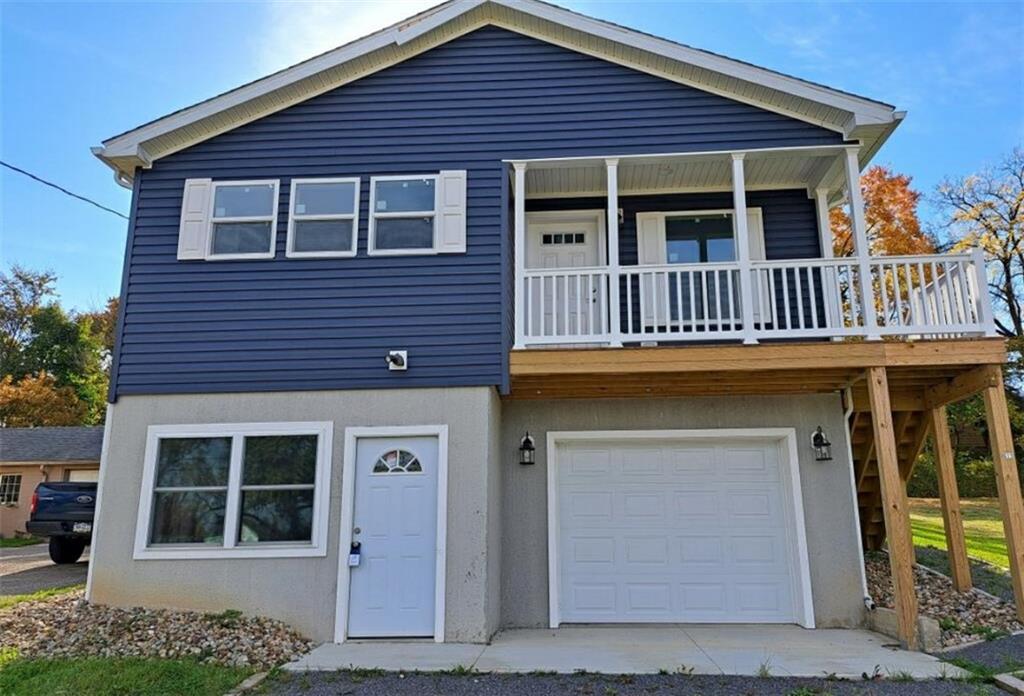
93;0;903;185
0;427;104;463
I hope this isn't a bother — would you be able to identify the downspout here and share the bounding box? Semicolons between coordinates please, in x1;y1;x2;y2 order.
842;387;873;610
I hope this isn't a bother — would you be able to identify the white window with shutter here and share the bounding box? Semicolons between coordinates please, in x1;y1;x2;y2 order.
368;171;467;255
176;178;280;261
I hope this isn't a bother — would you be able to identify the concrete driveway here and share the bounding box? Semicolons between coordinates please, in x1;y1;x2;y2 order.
287;625;966;679
0;542;89;595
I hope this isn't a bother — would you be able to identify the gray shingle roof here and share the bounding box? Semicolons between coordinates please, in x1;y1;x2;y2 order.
0;427;104;463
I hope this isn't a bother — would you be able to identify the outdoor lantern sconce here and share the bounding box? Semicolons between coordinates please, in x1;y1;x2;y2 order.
519;432;536;465
811;426;833;461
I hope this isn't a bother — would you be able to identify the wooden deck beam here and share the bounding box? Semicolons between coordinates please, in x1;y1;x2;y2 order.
982;368;1024;619
867;367;919;648
924;365;1001;410
929;405;973;592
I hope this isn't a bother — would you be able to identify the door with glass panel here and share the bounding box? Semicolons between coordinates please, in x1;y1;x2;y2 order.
347;436;439;638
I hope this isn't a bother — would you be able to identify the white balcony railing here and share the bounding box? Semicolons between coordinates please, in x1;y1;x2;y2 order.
518;249;996;347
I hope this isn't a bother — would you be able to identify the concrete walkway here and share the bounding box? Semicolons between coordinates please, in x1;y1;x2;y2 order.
286;625;964;679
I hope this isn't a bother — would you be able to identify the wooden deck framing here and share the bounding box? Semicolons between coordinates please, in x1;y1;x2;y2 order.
508;337;1024;649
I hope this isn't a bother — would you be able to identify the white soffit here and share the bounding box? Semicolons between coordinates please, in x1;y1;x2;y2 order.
94;0;902;183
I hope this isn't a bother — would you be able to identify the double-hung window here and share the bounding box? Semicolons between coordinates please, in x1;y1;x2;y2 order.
368;175;438;254
286;178;360;257
0;474;22;505
134;422;332;559
208;180;280;259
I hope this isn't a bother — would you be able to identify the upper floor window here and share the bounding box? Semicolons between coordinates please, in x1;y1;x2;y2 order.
286;178;360;258
208;180;280;259
368;176;438;255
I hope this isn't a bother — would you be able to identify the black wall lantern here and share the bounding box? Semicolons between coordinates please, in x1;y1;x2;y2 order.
519;432;536;465
811;426;833;461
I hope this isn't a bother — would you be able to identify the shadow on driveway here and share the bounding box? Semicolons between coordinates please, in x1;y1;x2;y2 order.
0;544;89;595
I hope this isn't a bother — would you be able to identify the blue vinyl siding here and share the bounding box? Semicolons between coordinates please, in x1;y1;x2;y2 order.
113;27;842;399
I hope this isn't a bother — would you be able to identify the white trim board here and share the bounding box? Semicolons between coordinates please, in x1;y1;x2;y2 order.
94;0;900;182
132;421;333;560
334;425;449;643
84;403;114;600
546;428;815;629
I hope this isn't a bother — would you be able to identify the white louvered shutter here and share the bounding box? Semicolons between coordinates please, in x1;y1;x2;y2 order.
436;170;467;253
177;178;212;260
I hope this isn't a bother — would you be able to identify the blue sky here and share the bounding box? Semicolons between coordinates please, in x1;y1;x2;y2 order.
2;1;1021;312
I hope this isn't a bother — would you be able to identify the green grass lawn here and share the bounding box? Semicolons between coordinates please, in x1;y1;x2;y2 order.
0;649;252;696
910;497;1009;569
0;584;84;611
0;537;43;548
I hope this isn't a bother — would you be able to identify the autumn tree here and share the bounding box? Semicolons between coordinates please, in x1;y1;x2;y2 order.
831;165;936;257
934;147;1024;339
0;372;87;427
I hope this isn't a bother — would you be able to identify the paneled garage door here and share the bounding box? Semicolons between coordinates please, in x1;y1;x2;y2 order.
553;434;811;625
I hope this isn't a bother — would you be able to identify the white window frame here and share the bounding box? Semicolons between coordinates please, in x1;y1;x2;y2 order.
286;177;360;258
207;179;280;260
367;174;440;256
133;421;333;560
0;473;22;505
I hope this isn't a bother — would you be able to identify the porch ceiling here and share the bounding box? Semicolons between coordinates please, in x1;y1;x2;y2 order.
506;338;1007;401
523;147;842;198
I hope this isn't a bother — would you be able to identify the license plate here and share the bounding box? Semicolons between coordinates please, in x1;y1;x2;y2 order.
72;523;92;533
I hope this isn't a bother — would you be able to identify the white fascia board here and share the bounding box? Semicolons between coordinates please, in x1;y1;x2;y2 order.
94;0;898;174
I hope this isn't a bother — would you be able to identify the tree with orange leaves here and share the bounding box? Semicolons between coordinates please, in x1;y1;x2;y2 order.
0;371;87;427
831;165;936;257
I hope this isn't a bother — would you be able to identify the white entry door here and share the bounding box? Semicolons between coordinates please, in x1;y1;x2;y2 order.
347;436;439;638
554;436;812;625
526;213;605;337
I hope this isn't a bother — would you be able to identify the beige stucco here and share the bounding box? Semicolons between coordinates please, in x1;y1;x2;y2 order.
499;394;866;629
0;462;99;538
89;387;502;644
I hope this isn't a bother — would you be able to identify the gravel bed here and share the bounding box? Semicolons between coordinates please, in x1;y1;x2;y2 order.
0;590;313;669
261;671;999;695
865;552;1023;647
943;632;1024;673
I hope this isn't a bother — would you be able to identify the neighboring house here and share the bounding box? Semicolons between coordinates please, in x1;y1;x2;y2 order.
0;427;103;538
88;0;1022;650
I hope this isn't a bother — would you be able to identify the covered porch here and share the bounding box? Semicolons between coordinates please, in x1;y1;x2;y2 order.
510;145;996;347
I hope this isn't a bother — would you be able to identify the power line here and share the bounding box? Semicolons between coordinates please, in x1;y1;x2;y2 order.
1;160;129;220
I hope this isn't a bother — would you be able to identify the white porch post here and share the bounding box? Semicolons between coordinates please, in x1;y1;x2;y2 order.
843;146;880;339
606;158;623;346
513;162;527;348
815;187;834;259
731;153;758;344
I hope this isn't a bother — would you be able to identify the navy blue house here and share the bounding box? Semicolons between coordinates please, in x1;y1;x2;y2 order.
87;0;1013;652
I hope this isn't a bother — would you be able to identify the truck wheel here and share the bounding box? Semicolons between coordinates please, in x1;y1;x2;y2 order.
49;537;86;564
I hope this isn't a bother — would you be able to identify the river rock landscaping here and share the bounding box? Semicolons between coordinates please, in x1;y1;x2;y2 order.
865;552;1023;648
0;589;313;669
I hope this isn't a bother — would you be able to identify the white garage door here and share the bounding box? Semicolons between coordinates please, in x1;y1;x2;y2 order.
554;435;812;625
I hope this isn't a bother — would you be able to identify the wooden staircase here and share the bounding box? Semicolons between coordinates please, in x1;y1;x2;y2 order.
850;408;931;550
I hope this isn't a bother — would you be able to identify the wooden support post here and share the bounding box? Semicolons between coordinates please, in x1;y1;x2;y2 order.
982;368;1024;618
929;405;973;591
867;366;919;648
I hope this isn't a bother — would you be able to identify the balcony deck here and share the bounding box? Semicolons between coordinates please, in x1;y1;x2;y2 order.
507;337;1007;400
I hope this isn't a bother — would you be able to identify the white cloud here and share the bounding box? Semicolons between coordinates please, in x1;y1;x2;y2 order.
254;0;443;74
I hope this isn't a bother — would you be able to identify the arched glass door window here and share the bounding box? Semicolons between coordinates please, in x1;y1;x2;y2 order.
372;449;423;474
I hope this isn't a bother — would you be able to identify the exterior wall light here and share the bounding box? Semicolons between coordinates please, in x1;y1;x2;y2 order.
811;426;833;461
519;432;536;465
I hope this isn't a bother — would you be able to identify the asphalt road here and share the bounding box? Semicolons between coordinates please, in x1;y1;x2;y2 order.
0;542;89;595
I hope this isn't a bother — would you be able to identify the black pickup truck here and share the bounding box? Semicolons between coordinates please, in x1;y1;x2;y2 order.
26;481;96;564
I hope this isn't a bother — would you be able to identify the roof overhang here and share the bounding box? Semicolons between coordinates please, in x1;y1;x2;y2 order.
94;0;903;186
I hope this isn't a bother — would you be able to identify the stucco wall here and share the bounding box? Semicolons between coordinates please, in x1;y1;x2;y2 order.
500;394;865;629
89;387;500;644
1;463;100;538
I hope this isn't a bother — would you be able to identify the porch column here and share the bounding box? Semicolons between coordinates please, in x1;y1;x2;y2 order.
843;147;880;339
815;187;834;259
731;153;758;344
867;366;919;648
982;367;1024;618
513;162;527;349
606;158;623;346
928;405;973;591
